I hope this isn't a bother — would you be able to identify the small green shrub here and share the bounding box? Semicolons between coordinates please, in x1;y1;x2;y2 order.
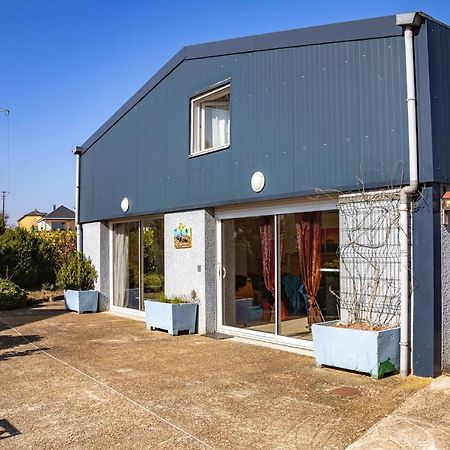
156;293;188;304
41;282;55;291
143;273;164;293
0;278;29;310
56;252;97;291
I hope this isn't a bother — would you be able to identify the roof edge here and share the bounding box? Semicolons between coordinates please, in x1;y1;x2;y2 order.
80;14;411;153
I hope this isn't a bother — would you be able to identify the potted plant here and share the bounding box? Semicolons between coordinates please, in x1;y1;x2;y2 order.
312;191;402;379
56;252;98;313
144;290;198;336
312;320;400;379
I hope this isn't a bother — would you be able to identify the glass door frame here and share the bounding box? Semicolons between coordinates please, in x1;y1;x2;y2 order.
215;196;338;350
108;215;164;319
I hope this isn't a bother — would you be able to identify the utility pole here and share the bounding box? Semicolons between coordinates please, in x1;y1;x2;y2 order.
1;191;7;225
1;108;10;226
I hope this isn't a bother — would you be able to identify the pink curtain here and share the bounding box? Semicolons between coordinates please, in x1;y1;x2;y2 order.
260;217;287;321
295;212;323;325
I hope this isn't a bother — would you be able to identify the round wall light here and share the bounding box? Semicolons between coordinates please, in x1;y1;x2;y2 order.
120;197;129;213
251;171;265;193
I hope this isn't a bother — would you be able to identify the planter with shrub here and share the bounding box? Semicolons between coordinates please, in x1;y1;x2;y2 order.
144;294;198;336
57;252;98;313
0;278;30;310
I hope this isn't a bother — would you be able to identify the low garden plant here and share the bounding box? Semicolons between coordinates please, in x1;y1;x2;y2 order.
0;278;30;310
155;290;198;304
156;294;187;304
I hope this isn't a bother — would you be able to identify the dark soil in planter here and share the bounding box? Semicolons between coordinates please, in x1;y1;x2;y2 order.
335;321;392;331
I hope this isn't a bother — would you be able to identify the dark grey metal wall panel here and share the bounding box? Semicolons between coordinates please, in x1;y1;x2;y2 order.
80;36;409;223
79;149;94;220
415;21;434;183
81;15;401;151
412;184;442;377
427;21;450;183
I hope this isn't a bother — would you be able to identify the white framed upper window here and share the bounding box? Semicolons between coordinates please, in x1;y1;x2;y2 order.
190;83;230;156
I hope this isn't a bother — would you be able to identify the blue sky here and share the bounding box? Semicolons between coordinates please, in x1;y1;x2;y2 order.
1;0;449;224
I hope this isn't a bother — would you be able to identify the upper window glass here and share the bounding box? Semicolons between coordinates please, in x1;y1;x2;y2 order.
190;84;230;156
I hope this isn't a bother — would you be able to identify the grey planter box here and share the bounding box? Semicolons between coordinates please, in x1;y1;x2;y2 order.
311;320;400;378
144;300;197;336
64;289;99;314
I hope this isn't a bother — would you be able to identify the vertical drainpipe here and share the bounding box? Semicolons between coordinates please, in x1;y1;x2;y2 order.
73;146;83;253
396;13;423;377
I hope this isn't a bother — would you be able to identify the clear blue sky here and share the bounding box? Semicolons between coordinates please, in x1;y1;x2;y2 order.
1;0;449;224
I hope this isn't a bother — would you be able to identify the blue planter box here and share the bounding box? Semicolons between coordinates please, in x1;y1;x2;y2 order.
144;300;198;336
311;320;400;378
64;290;99;314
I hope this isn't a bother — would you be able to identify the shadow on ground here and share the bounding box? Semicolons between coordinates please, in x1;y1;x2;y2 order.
0;419;21;440
0;300;68;331
0;347;50;362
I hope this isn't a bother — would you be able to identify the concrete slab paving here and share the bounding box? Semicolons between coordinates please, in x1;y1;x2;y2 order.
0;301;430;449
347;376;450;449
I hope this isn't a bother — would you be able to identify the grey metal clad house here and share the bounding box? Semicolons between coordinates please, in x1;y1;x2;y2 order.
76;12;450;377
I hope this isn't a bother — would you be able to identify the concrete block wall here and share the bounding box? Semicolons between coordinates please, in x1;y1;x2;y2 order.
82;221;110;311
442;223;450;372
164;209;216;334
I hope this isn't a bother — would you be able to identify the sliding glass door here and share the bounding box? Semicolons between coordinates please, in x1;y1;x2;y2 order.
220;210;339;342
112;218;164;312
222;216;275;334
113;222;140;309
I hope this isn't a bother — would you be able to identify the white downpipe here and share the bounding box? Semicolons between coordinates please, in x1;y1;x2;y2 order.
400;26;419;377
75;149;83;253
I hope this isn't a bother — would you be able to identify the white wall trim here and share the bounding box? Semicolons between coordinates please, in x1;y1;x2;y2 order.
108;222;114;309
217;325;314;350
108;306;146;321
216;196;337;220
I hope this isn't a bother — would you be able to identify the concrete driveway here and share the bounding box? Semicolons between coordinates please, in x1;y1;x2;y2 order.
0;301;429;449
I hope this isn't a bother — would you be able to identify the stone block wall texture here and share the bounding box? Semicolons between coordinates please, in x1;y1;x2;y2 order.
82;221;110;311
442;223;450;372
164;210;216;334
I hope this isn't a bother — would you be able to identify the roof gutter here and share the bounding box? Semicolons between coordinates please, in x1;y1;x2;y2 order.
396;12;425;377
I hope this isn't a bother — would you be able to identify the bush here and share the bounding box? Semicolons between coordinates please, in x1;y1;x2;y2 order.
56;252;97;291
39;230;76;272
0;278;29;310
0;228;55;289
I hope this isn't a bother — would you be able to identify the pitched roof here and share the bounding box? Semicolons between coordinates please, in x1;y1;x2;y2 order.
42;205;75;220
17;209;47;223
80;13;424;153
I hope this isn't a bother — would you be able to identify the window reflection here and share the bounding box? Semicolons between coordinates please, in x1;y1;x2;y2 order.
221;211;339;341
113;218;164;311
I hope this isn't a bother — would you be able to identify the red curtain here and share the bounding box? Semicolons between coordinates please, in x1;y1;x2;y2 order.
260;217;275;296
259;217;287;321
295;212;323;325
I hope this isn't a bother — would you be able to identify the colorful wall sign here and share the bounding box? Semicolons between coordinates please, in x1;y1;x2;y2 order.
173;223;192;249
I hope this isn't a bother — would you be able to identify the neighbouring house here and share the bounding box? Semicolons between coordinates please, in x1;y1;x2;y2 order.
37;205;75;231
17;209;47;231
76;12;450;378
